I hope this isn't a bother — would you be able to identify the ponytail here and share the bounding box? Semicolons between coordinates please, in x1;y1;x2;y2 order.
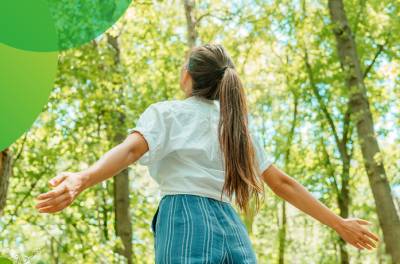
218;67;264;215
187;44;264;214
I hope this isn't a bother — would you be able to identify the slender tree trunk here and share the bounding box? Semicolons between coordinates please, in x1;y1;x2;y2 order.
278;201;287;264
106;33;133;264
278;93;298;264
0;149;12;215
95;114;110;241
338;167;350;264
113;165;132;264
337;111;352;264
102;187;109;241
305;51;353;264
328;0;400;262
183;0;197;49
319;134;351;264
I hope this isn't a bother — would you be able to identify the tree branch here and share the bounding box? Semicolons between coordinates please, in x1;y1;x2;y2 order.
304;50;341;150
320;136;340;197
339;102;352;161
363;34;390;79
14;132;28;164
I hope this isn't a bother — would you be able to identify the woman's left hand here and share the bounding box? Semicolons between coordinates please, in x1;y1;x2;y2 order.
334;217;380;250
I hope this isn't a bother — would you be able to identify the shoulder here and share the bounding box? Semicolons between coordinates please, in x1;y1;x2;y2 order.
141;99;191;123
142;98;210;127
145;100;178;113
148;98;201;115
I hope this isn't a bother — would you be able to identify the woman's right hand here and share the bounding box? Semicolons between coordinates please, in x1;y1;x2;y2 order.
34;132;148;214
35;171;88;213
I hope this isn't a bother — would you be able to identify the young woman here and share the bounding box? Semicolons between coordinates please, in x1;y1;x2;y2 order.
35;44;379;263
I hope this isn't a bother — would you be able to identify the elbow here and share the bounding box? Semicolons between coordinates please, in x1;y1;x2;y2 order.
269;180;291;197
262;165;295;196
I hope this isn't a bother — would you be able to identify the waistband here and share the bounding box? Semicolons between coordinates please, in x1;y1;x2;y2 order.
160;192;233;205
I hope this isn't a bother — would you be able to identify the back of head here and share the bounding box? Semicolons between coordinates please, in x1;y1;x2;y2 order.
187;44;264;214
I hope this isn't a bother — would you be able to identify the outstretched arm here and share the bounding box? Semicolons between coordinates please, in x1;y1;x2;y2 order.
261;164;380;251
35;132;148;213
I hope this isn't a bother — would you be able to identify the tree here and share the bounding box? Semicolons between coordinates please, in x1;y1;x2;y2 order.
1;1;397;263
0;149;12;214
183;0;197;48
305;51;354;264
328;0;400;262
106;32;133;264
278;91;298;264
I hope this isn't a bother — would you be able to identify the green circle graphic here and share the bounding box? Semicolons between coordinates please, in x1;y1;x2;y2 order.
0;44;58;151
0;0;132;150
0;0;131;51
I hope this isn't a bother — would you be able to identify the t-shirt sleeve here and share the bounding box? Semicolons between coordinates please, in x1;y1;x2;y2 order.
250;131;273;176
127;102;172;166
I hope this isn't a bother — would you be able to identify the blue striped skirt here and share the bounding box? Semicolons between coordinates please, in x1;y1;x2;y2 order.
150;194;258;263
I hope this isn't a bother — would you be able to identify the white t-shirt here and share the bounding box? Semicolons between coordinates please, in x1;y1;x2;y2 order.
127;95;273;203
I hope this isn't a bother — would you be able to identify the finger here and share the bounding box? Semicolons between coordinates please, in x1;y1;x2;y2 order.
38;200;71;214
36;185;66;200
358;236;375;250
359;240;373;250
36;185;67;200
363;230;380;242
49;172;69;187
356;219;372;225
351;241;364;250
42;201;70;213
354;238;368;250
362;234;378;249
36;192;70;209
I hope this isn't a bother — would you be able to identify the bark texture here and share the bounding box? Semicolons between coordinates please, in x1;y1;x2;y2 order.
113;168;133;264
183;0;197;49
328;0;400;262
107;33;133;264
278;93;298;264
0;149;12;215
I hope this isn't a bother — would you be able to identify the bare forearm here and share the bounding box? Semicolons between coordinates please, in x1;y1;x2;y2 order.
80;139;138;190
262;165;380;250
273;177;343;230
82;136;146;189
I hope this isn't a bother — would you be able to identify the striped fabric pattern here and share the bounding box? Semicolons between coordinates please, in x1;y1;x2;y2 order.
151;194;258;263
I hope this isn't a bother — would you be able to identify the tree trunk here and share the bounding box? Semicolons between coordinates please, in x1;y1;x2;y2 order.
319;134;351;264
278;201;287;264
183;0;197;49
337;169;350;264
305;51;353;264
113;167;132;264
328;0;400;262
278;92;298;264
0;149;12;215
337;112;352;264
106;33;133;264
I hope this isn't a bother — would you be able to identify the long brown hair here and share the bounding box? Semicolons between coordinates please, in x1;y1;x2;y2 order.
186;44;264;214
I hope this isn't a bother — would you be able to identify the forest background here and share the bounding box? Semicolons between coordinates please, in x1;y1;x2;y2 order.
0;0;399;263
